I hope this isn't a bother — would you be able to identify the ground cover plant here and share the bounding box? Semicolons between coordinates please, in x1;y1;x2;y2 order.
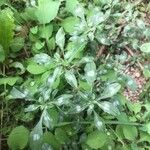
0;0;150;149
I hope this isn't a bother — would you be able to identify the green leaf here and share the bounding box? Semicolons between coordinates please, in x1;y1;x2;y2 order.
86;130;107;149
9;87;26;99
100;83;121;99
0;9;15;57
123;125;138;140
42;107;59;129
0;45;5;62
42;132;61;150
65;42;86;62
62;17;79;33
39;24;53;40
0;0;7;6
0;77;19;86
66;0;79;14
30;119;43;150
84;61;96;85
36;0;61;24
8;126;29;150
56;27;65;51
47;37;55;50
94;112;104;130
27;64;47;75
25;105;40;112
10;37;24;52
55;128;69;144
140;43;150;53
65;70;78;88
55;94;73;106
97;101;120;116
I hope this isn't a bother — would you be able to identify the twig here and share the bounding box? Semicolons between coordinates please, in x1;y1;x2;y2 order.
95;45;106;60
125;46;144;70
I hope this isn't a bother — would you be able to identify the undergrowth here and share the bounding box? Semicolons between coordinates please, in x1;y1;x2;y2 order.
0;0;150;150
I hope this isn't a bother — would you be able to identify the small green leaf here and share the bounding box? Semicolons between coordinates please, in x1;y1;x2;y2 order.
55;128;69;144
94;112;104;130
123;125;138;140
55;94;73;106
42;107;59;129
8;126;29;150
66;0;79;14
42;132;61;150
0;45;5;62
10;37;24;52
100;83;121;99
25;105;40;112
62;17;79;33
65;70;78;88
39;24;53;40
86;130;107;149
97;101;120;116
0;77;19;86
140;43;150;53
84;61;96;85
10;87;26;99
36;0;60;24
56;27;65;51
47;37;55;50
27;64;47;75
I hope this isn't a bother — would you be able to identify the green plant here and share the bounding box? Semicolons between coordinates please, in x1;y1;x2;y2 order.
0;0;150;149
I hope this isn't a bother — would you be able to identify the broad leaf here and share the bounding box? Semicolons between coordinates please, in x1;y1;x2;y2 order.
65;70;78;88
0;9;15;57
86;130;107;149
8;126;29;150
56;27;65;51
36;0;60;24
140;43;150;53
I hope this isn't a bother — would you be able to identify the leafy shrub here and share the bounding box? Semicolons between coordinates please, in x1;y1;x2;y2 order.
0;0;150;149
